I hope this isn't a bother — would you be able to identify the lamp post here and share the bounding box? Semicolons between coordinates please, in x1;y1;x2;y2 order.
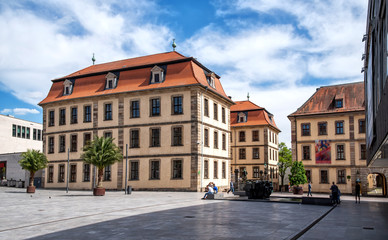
234;169;239;190
264;163;268;181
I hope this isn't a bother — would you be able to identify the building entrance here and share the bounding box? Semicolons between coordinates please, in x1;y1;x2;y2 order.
367;173;387;197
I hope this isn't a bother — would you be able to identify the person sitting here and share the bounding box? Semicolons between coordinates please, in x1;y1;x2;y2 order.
202;185;214;199
213;184;218;194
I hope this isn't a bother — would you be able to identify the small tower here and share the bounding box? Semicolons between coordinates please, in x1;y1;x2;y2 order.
92;53;96;65
172;39;177;51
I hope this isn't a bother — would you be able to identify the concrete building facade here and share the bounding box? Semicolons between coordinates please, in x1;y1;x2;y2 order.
230;100;280;190
288;82;386;196
39;51;233;191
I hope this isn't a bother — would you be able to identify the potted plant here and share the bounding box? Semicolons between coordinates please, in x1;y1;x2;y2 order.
81;136;122;196
347;175;351;182
288;161;308;195
19;149;48;193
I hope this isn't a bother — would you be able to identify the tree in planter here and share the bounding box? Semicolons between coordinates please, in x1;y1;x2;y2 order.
81;136;123;196
288;160;308;194
19;149;48;193
278;142;292;192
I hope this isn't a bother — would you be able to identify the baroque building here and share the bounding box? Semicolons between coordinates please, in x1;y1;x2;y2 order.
39;51;233;191
288;82;386;196
230;100;280;190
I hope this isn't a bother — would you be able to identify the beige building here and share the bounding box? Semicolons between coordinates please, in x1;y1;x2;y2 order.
230;100;280;190
39;51;233;191
288;82;386;196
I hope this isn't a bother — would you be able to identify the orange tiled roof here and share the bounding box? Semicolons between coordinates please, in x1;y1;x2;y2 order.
288;82;365;117
230;100;279;131
39;52;230;105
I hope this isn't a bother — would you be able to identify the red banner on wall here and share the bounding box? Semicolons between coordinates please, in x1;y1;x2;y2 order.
315;140;331;164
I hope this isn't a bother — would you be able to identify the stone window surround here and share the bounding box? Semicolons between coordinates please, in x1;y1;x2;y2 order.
150;65;164;84
301;123;311;136
63;79;73;96
318;121;327;135
171;125;183;147
171;95;183;115
130;99;141;119
337;169;346;184
129;160;139;181
320;169;329;184
336;143;345;160
105;72;118;89
149;159;161;180
302;145;311;160
171;158;183;180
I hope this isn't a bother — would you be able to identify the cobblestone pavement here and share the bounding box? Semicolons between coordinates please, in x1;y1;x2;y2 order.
0;187;387;240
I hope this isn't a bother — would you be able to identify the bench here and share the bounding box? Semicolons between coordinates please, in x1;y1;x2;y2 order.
205;193;224;200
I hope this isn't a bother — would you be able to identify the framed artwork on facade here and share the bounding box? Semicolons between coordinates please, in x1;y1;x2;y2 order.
315;140;331;164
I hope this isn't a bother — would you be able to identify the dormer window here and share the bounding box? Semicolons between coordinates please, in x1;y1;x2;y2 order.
63;79;73;96
237;112;247;123
150;65;164;84
206;72;216;88
105;72;118;89
335;99;343;108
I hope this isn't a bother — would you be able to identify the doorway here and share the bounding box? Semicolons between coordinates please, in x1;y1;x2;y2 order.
367;173;387;197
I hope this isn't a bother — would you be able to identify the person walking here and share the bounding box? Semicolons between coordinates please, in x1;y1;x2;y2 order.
307;181;312;197
227;180;234;194
330;182;339;204
355;181;361;204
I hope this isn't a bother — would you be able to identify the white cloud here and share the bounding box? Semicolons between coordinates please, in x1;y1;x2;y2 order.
1;108;40;115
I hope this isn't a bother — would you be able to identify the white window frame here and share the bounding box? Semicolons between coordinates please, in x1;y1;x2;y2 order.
105;72;117;89
150;65;164;84
63;79;73;95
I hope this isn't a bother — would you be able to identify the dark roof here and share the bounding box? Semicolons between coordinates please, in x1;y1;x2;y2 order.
288;82;365;117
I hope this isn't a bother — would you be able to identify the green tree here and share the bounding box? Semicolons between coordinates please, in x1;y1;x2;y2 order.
81;136;123;189
19;149;48;188
278;142;292;190
288;160;308;187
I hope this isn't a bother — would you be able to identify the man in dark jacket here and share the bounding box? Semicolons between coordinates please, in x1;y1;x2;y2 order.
330;182;339;204
355;182;361;203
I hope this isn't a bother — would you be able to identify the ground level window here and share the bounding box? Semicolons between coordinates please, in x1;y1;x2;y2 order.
150;160;160;179
172;159;182;179
58;165;65;182
253;167;260;178
70;164;77;182
48;166;54;183
83;164;90;182
130;161;139;180
104;165;111;181
320;170;328;184
337;170;346;184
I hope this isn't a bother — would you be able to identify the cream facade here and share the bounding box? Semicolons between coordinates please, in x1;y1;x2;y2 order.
39;52;233;191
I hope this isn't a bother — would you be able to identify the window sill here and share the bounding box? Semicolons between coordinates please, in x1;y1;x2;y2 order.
302;159;312;161
130;117;140;119
172;113;183;115
149;146;161;148
337;182;347;184
336;159;346;160
171;145;184;147
150;115;161;117
83;180;91;182
129;179;139;181
149;178;160;180
130;146;140;149
70;122;78;125
83;121;92;123
104;119;113;121
171;178;183;180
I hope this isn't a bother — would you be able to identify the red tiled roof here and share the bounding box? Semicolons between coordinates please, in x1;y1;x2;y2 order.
39;52;231;105
288;82;365;117
230;100;279;131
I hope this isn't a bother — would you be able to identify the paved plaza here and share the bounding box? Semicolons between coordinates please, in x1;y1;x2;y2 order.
0;187;387;240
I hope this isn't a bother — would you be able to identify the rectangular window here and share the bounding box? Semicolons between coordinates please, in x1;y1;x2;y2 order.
222;133;226;150
336;144;345;160
204;129;209;147
150;160;160;180
302;123;310;136
130;129;140;148
222;162;226;179
104;131;112;139
337;170;346;184
22;127;26;138
172;127;183;146
150;98;160;116
37;130;41;141
335;99;343;108
48;136;54;154
33;129;36;140
105;103;112;120
83;164;90;182
172;159;182;179
360;144;366;160
204;160;209;179
84;133;91;147
84;105;91;122
59;135;66;153
71;135;77;152
17;125;21;137
253;167;260;178
70;164;77;182
302;146;310;160
359;119;366;133
204;98;209;117
214;161;218;179
172;96;183;115
335;121;344;134
58;165;65;183
49;110;55;126
222;107;226;123
48;166;54;183
252;130;259;141
12;124;16;137
26;128;30;139
214;131;218;149
60;108;66;125
305;170;311;182
71;107;77;124
130;161;139;180
320;170;328;184
130;100;140;118
239;131;245;142
239;148;246;159
318;122;327;135
253;148;259;159
104;165;111;181
213;103;218;120
150;128;160;147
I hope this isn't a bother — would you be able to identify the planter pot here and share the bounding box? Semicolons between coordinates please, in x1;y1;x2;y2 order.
27;186;36;193
93;187;105;196
293;186;303;195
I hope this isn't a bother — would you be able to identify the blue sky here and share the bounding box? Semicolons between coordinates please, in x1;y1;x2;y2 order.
0;0;367;146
